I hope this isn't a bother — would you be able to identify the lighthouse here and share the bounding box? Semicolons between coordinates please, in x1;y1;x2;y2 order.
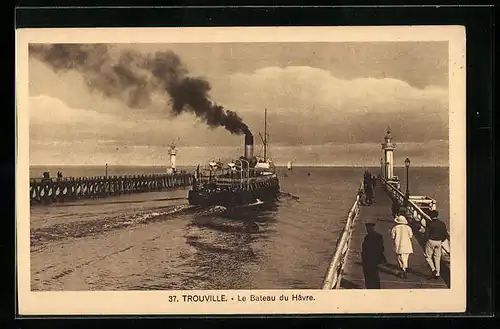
381;127;395;180
168;143;177;174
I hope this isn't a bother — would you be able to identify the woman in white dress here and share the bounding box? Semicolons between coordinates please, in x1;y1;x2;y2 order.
391;210;414;278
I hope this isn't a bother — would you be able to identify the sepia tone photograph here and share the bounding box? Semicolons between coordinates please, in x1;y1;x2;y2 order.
16;26;466;315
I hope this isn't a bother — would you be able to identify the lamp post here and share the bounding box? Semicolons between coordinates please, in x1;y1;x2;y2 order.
404;157;411;205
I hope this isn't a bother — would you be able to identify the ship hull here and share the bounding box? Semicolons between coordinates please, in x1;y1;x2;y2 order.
188;184;280;208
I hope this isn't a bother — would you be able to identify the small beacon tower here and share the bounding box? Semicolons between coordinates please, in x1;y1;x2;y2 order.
381;127;395;180
168;143;177;174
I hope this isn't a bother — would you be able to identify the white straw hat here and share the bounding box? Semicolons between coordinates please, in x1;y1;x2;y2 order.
394;215;408;225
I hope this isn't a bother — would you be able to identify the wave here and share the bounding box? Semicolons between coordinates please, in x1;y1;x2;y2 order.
30;204;195;248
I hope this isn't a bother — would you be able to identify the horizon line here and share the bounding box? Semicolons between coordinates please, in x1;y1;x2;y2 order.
29;163;450;168
32;140;450;148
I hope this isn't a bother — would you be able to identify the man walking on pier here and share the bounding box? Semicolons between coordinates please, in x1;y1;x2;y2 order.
363;171;374;206
423;211;449;279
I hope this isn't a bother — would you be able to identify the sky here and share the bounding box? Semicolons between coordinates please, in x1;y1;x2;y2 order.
28;42;449;166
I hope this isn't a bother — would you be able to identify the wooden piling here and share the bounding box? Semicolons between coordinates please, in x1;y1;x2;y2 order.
29;173;194;205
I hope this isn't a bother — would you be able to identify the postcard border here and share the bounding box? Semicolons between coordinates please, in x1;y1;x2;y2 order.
15;25;467;315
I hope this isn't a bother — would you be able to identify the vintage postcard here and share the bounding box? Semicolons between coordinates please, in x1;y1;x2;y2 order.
16;26;466;315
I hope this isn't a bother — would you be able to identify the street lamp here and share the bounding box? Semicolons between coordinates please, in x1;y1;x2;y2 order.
404;157;411;205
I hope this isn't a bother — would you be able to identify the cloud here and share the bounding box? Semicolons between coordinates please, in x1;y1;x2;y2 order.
29;95;126;126
211;66;448;144
27;94;448;166
28;94;244;155
29;95;136;147
28;65;449;165
218;66;448;112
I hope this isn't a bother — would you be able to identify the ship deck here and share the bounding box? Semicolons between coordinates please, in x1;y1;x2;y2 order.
339;183;449;289
197;173;277;187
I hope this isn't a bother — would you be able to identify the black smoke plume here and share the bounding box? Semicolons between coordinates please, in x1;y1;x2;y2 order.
29;44;250;135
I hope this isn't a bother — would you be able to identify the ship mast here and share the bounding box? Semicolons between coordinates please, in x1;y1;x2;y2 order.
264;108;267;161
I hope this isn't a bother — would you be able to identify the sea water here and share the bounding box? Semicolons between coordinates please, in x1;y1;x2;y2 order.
29;166;449;290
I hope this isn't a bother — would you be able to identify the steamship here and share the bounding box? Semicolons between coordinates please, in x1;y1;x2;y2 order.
188;109;280;208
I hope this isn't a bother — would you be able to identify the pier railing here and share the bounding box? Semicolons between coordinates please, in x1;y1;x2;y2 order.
322;181;364;289
381;177;450;262
30;173;194;205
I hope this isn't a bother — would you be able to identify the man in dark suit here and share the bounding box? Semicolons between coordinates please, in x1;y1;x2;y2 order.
361;221;386;289
363;172;374;206
423;210;449;279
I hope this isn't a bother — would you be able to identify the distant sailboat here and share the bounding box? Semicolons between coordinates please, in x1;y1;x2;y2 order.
287;161;293;171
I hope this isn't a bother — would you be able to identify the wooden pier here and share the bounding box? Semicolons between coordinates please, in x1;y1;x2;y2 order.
323;177;450;290
30;173;194;205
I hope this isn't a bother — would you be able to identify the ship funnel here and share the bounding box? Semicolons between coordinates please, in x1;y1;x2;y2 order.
244;133;254;159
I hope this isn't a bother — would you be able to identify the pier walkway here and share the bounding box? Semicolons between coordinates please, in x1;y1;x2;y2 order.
323;177;450;290
339;182;448;289
322;128;450;290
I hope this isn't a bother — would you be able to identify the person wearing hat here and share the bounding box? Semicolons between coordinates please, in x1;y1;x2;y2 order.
363;171;374;206
390;209;414;278
423;210;449;279
361;221;386;289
